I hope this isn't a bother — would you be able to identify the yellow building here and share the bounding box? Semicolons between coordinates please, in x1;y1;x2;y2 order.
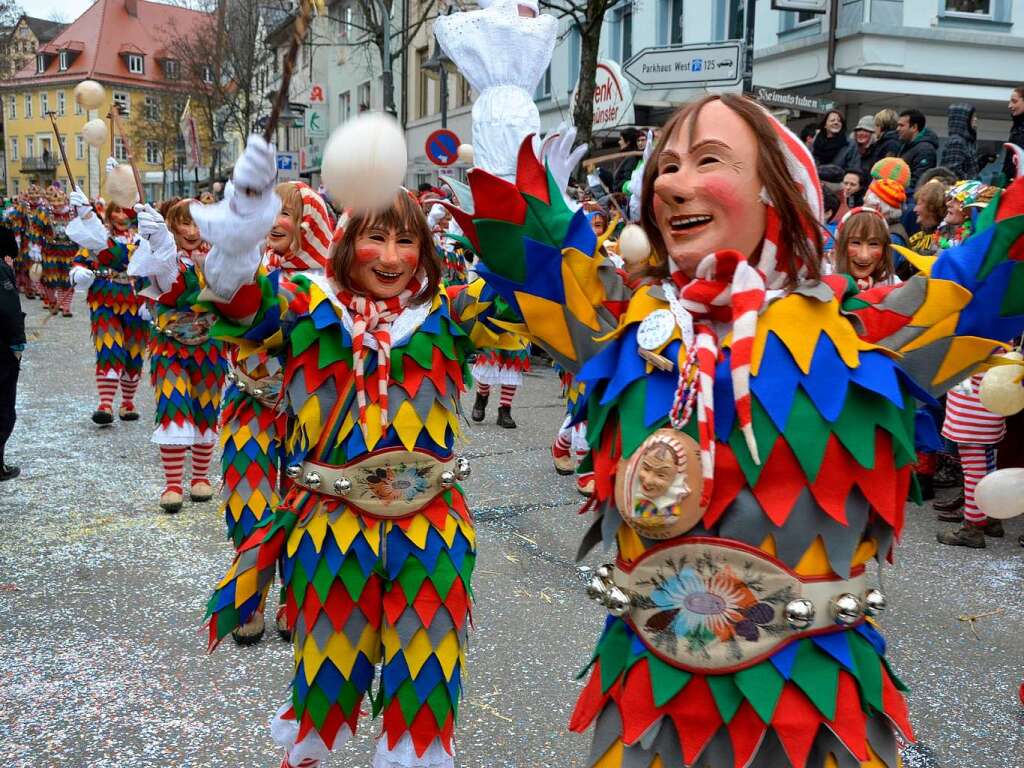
0;0;212;199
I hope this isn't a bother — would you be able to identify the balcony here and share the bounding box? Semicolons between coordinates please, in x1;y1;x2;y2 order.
21;156;59;172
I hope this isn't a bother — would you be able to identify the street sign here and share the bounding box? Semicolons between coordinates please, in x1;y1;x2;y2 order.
309;83;326;103
307;106;327;139
571;59;634;133
300;143;322;173
752;86;836;115
624;42;743;90
425;129;460;167
277;152;299;180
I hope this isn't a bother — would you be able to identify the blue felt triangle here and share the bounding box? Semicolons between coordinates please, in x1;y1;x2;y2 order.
800;335;849;422
768;640;800;680
850;350;904;408
600;328;647;405
750;333;800;432
811;630;854;671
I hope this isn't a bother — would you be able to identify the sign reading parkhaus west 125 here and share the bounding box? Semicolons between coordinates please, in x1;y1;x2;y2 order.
623;42;743;90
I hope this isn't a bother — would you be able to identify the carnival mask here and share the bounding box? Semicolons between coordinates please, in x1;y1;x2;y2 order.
350;225;421;299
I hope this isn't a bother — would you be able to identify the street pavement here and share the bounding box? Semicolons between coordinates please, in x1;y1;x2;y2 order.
2;293;1024;767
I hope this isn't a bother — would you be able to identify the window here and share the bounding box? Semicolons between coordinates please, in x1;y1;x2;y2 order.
454;73;472;107
145;95;159;121
568;27;581;87
145;141;160;164
357;81;371;112
11;179;18;195
945;0;990;13
128;53;144;74
57;91;65;116
340;6;353;39
664;0;683;44
114;136;128;161
340;91;352;122
534;65;551;99
76;177;84;190
7;95;15;120
59;50;69;70
24;94;32;118
40;92;49;114
621;5;633;62
202;64;213;84
26;136;34;158
416;47;429;119
9;137;17;161
74;96;83;116
163;59;180;80
727;0;744;40
75;134;85;160
113;91;130;117
36;54;45;73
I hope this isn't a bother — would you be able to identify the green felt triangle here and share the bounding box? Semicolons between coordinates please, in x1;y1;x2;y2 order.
782;390;832;481
428;552;459;600
395;679;421;725
597;621;631;693
391;348;406;382
427;682;452;728
290;562;309;609
339;553;370;602
729;398;778;486
405;331;437;370
1001;261;1024;318
619;380;658;457
707;674;744;723
312;556;335;604
317;331;349;369
290;319;318;356
304;684;330;729
214;605;239;638
338;678;361;716
647;655;692;707
398;559;429;604
848;630;884;713
734;660;785;723
790;639;840;720
980;214;1024;282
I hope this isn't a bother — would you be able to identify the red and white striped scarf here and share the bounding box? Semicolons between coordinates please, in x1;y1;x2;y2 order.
338;269;426;438
669;249;767;506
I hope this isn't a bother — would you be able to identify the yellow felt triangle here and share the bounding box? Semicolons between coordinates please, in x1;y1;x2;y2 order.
514;291;576;360
908;278;971;328
392;400;423;451
754;295;868;375
561;258;601;332
435;631;461;680
329;510;369;553
425;401;450;446
232;566;257;607
403;514;431;550
306;510;329;552
933;335;1005;386
363;403;384;450
892;244;936;276
403;628;434;678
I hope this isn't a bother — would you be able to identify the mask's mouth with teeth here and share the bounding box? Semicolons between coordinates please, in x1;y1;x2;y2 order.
269;228;288;239
668;213;713;233
372;268;404;283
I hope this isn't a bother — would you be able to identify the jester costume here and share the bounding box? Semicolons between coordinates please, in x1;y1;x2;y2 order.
8;194;38;299
34;194;77;316
448;132;1024;767
67;211;148;421
199;200;520;765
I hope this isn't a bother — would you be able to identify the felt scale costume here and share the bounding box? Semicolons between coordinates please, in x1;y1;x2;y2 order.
446;126;1024;767
34;192;77;316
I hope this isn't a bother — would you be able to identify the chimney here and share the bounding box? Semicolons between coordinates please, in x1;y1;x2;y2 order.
125;0;138;16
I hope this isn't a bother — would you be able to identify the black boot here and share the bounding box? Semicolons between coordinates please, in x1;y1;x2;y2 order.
0;463;20;481
496;405;517;429
471;392;488;422
918;474;935;501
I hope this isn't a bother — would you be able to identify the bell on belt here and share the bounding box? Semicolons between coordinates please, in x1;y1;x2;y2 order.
439;470;456;488
226;371;237;383
864;588;886;615
304;471;322;489
605;586;632;617
285;464;301;479
455;457;471;481
333;477;352;495
586;575;608;603
784;598;815;629
831;593;863;625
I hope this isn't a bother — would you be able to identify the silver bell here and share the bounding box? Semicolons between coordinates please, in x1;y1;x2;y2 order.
595;564;614;581
831;593;863;625
226;371;237;384
586;575;608;603
304;471;322;489
236;380;248;393
605;586;632;617
333;477;352;495
251;387;264;398
439;470;456;488
784;598;816;629
285;464;301;479
455;457;471;481
864;588;886;616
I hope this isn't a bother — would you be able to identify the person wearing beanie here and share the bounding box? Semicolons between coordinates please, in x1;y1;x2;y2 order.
871;156;912;187
940;103;981;181
834;115;877;175
864;176;911;252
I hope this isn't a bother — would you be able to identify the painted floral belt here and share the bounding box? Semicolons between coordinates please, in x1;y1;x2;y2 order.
289;449;472;519
586;537;882;673
159;311;216;346
226;367;284;408
93;268;133;284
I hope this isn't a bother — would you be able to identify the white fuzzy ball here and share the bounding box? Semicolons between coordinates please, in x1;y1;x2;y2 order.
618;224;652;266
82;118;108;148
321;112;407;214
975;468;1024;519
105;164;139;208
74;79;106;110
979;362;1024;416
457;143;474;164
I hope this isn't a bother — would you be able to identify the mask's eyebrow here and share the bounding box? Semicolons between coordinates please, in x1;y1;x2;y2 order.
688;138;732;153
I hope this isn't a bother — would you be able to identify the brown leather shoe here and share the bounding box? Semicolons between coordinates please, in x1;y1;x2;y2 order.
937;524;985;548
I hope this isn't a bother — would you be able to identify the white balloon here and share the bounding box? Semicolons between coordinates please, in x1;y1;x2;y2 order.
975;468;1024;520
618;224;651;266
74;79;106;110
321;112;407;215
457;143;474;164
82;118;108;148
979;363;1024;416
104;164;139;208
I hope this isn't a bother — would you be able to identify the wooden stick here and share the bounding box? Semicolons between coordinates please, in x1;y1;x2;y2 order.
107;103;145;204
263;0;313;143
45;111;77;191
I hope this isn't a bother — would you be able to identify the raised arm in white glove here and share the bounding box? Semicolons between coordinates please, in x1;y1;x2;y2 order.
28;243;42;262
129;203;180;294
69;189;92;218
105;157;118;175
190;134;281;300
533;123;588;211
69;264;95;290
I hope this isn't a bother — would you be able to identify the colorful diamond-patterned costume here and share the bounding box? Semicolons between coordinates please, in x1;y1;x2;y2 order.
450;135;1024;767
200;246;516;764
3;197;35;298
34;202;77;315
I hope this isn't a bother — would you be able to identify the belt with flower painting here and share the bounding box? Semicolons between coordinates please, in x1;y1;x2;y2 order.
226;368;284;409
286;449;472;519
586;537;885;674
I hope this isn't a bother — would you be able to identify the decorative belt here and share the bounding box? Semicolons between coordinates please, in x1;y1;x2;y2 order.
286;449;471;519
226;368;285;408
156;312;215;346
586;537;885;674
95;268;132;283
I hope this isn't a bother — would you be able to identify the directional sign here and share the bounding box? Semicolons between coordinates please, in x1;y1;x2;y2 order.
624;42;743;90
425;129;460;167
307;106;326;139
277;151;299;180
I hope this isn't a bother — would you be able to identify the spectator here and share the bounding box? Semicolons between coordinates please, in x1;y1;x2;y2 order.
841;169;867;207
940;103;981;180
0;224;24;481
1004;85;1024;183
832;207;898;290
612;128;641;192
822;186;840;256
864;176;910;247
799;123;817;151
811;109;853;166
917;165;958;190
871;108;902;163
897;109;939;192
835;116;877;174
909;180;948;257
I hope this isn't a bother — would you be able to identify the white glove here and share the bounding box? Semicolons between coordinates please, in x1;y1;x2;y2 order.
69;189;91;217
70;265;95;289
139;303;152;323
134;203;173;253
105;157;118;174
534;123;587;210
28;243;42;262
230;135;278;218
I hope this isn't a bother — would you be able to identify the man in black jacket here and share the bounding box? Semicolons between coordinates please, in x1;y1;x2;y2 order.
0;224;24;480
897;109;939;193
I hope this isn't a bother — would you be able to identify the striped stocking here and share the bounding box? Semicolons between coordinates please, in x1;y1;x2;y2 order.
959;443;997;525
190;443;214;484
477;383;491;397
552;429;572;458
119;373;140;409
58;287;74;314
96;374;118;412
499;385;516;407
159;446;187;494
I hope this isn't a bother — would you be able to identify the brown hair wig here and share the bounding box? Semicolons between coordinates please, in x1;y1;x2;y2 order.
275;181;304;254
164;198;196;233
833;210;893;284
637;93;823;286
913;181;947;231
874;108;898;133
158;197;182;217
330;191;440;300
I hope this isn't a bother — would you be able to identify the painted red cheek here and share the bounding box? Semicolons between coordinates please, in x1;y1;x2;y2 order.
701;176;746;214
399;250;419;267
355;246;380;263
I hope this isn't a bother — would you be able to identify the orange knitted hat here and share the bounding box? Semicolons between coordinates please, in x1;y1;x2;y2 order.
868;177;907;208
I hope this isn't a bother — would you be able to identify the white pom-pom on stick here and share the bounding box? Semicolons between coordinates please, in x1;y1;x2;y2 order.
618;224;652;266
83;118;108;148
321;112;407;214
457;143;474;164
979;355;1024;416
105;163;139;208
976;468;1024;519
74;79;106;110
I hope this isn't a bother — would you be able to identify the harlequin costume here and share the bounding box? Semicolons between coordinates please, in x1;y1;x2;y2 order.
194;157;522;767
218;181;334;644
448;119;1024;767
10;193;40;299
67;207;147;424
35;188;77;317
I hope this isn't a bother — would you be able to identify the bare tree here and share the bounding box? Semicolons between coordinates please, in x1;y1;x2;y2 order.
127;90;189;196
0;1;26;78
539;0;617;156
